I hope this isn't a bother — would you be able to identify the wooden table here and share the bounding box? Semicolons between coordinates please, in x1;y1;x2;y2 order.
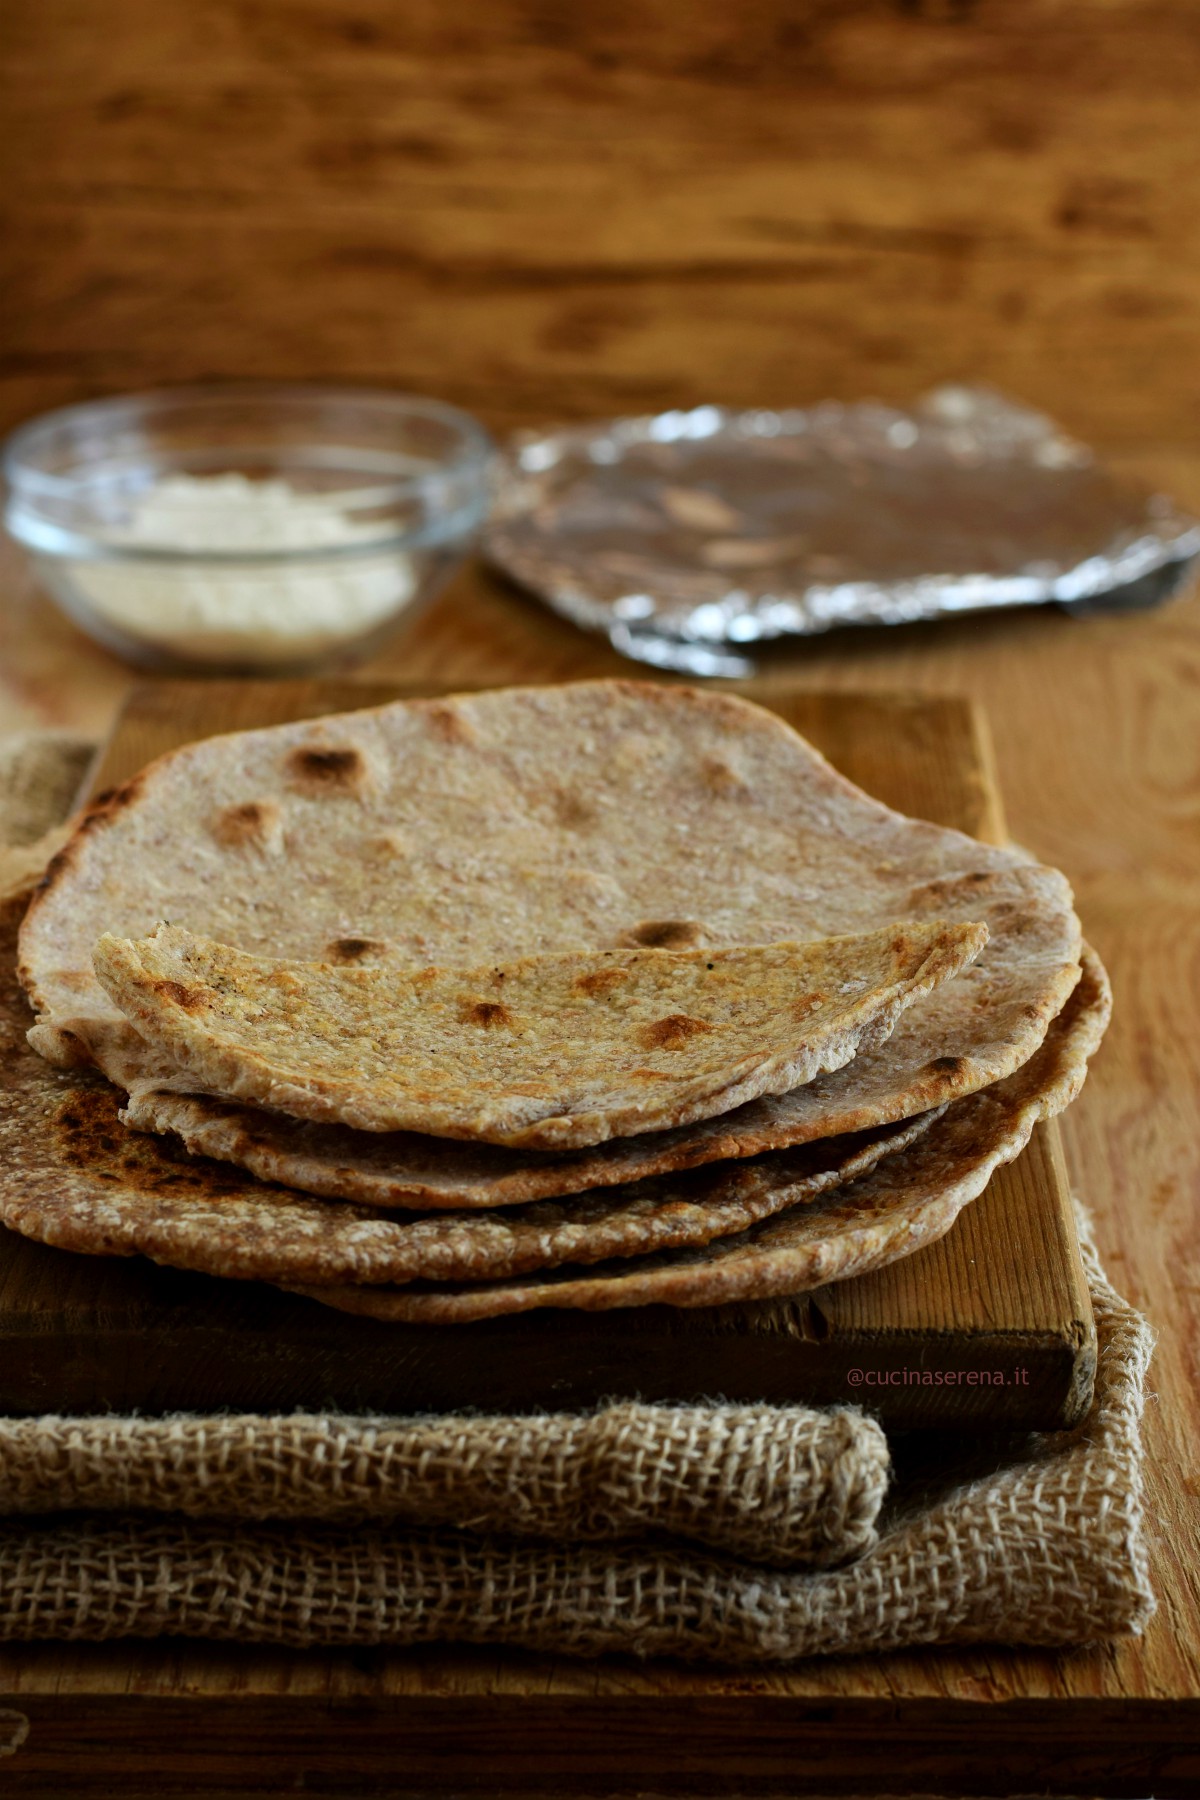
1;526;1199;1796
3;0;1200;1787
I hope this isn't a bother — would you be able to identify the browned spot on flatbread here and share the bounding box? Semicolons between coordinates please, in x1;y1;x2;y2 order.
327;936;387;964
210;800;282;850
640;1013;714;1051
51;1085;248;1197
550;787;595;830
285;745;370;795
43;1026;94;1068
792;992;828;1019
153;979;210;1012
701;756;748;796
52;1088;129;1150
573;966;629;998
925;1054;968;1077
462;1000;514;1028
423;702;476;745
623;919;706;949
79;775;148;832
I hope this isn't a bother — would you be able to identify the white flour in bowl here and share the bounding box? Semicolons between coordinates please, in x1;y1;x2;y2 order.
68;473;415;665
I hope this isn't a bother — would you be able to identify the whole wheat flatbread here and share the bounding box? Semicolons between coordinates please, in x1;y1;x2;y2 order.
112;1080;931;1212
290;947;1111;1320
293;950;1115;1317
93;922;984;1149
0;897;937;1284
19;681;1080;1175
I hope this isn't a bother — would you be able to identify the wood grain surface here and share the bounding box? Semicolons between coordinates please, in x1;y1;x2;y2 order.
3;0;1200;454
0;679;1092;1432
1;0;1199;1792
1;595;1198;1798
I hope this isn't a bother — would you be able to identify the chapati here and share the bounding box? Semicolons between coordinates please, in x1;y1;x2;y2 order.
18;680;1082;1191
93;921;985;1149
289;948;1110;1319
0;898;937;1284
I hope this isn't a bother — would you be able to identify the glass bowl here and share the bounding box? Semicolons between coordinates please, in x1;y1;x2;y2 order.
3;385;494;675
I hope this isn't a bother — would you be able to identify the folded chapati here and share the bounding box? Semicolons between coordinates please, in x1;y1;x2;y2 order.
0;900;1108;1301
289;947;1111;1320
93;922;985;1150
0;894;941;1285
19;681;1081;1195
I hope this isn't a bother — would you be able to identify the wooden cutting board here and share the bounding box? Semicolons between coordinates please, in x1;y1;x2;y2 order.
0;678;1095;1430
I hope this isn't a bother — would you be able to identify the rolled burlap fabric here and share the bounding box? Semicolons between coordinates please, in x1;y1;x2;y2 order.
0;1401;888;1570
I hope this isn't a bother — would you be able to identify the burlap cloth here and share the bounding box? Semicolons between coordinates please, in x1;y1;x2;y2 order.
0;731;1156;1658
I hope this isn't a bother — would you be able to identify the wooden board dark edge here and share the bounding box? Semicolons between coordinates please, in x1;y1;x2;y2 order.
1;1692;1199;1798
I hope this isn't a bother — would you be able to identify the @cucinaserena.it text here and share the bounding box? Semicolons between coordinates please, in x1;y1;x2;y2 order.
846;1367;1029;1387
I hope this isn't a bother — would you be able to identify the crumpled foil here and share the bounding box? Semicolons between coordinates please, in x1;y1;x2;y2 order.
484;386;1200;675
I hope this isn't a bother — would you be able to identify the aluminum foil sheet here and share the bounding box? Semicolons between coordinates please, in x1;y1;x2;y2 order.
484;386;1200;675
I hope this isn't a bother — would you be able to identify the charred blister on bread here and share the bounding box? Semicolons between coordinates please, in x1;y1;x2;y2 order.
462;1000;515;1029
622;919;707;949
51;1085;248;1196
326;936;388;964
209;799;284;854
284;743;373;797
419;700;478;746
639;1014;714;1051
549;787;597;831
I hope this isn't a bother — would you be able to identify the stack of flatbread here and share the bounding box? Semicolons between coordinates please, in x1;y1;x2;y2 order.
2;681;1108;1321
